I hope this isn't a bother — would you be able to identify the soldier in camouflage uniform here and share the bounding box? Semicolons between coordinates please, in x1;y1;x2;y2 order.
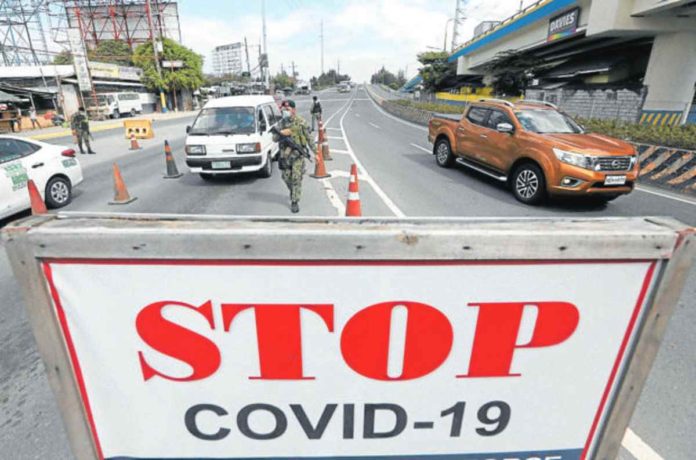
275;100;315;213
70;107;95;154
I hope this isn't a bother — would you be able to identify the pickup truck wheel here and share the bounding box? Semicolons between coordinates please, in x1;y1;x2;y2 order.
435;138;454;168
511;163;546;205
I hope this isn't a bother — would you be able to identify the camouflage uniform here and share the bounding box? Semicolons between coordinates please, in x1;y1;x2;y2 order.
276;114;315;207
70;111;94;154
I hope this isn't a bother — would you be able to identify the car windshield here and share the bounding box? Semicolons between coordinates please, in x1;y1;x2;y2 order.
189;107;256;135
515;109;584;134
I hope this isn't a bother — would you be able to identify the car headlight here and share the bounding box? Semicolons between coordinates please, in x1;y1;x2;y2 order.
237;143;260;154
553;148;598;171
185;145;206;155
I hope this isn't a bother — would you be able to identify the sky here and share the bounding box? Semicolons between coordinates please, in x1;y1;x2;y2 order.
177;0;530;82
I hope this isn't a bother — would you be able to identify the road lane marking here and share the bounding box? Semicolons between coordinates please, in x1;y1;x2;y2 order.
339;98;406;218
319;178;345;216
327;136;346;140
623;428;664;460
355;113;361;117
635;186;696;206
323;95;355;128
411;143;432;154
326;127;342;131
368;122;381;129
329;149;350;154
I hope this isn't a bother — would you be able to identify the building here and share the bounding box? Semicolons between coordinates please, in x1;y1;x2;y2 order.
212;43;244;76
449;0;696;125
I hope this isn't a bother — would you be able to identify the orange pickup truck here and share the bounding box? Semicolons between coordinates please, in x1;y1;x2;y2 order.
428;99;639;204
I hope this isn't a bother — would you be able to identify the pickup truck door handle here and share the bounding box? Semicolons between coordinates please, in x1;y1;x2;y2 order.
457;127;466;133
480;134;488;139
32;162;44;169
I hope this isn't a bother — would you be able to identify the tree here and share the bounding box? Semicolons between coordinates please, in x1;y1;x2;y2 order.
272;71;293;89
53;50;73;65
88;40;133;66
417;50;456;92
483;50;544;97
370;67;408;90
133;38;204;92
312;69;351;88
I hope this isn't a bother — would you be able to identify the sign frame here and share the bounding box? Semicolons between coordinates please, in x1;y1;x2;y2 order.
3;213;694;460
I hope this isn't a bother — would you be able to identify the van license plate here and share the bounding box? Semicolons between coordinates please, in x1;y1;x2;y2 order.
604;175;627;186
211;161;231;169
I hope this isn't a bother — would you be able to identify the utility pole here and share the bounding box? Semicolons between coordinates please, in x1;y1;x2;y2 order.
146;0;167;112
451;0;466;52
261;0;269;91
320;19;324;75
291;61;297;85
244;37;251;75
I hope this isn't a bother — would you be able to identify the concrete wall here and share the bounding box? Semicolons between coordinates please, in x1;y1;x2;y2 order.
525;87;646;122
643;32;696;114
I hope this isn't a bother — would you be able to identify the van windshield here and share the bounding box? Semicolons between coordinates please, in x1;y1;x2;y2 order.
189;107;256;135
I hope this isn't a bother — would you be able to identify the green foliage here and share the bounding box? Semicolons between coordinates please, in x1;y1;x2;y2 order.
484;50;544;97
392;99;465;115
53;50;73;65
272;71;294;89
311;69;351;89
416;50;456;92
88;40;133;66
371;67;407;90
577;118;696;150
133;38;204;91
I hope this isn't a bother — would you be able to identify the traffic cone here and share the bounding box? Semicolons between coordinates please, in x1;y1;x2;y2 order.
129;133;142;151
345;164;362;217
109;163;137;205
322;142;333;161
310;144;331;179
163;140;183;179
27;180;47;215
318;120;325;143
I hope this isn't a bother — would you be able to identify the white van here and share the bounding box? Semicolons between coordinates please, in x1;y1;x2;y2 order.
184;95;281;180
100;92;144;118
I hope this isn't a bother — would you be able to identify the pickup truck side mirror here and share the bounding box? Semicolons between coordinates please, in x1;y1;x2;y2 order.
186;125;191;134
497;122;515;134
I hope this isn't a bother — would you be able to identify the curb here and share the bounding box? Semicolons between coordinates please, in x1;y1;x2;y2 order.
365;86;696;199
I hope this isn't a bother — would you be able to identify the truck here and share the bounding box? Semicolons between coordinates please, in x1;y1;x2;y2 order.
428;99;639;205
86;92;144;120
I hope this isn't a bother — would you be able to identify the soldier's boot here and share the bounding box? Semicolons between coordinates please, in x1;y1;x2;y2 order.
291;201;300;214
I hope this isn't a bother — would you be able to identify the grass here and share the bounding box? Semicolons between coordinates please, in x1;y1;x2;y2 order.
391;99;466;115
577;118;696;151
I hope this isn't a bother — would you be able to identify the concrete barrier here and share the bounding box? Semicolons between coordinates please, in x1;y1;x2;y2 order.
366;85;696;198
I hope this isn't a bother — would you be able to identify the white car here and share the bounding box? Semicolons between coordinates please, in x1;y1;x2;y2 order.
0;136;84;220
185;95;280;180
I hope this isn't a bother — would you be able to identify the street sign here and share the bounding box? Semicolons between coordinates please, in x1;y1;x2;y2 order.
67;29;92;92
162;60;184;68
3;215;694;460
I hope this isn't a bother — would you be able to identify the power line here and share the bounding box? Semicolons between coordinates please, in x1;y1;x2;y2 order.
451;0;467;52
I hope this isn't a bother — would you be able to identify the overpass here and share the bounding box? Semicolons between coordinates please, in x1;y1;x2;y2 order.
449;0;696;125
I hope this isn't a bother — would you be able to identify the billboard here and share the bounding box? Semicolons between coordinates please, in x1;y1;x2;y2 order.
548;7;581;42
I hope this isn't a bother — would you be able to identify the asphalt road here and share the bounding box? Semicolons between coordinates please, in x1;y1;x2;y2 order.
0;86;694;459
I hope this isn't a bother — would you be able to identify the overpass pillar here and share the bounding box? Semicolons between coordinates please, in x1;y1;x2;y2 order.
641;32;696;126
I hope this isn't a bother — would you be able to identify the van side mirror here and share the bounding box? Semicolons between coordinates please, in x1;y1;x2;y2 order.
497;122;514;134
186;125;191;134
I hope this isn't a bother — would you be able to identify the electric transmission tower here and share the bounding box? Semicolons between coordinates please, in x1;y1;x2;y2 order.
451;0;467;52
0;0;52;66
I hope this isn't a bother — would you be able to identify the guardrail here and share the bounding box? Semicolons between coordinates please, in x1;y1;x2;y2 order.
366;85;434;127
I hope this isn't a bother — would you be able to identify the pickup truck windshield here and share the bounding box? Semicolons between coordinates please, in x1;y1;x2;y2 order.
189;107;256;135
515;110;584;134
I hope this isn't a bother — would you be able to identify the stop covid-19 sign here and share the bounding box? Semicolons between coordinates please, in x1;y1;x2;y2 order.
44;259;656;460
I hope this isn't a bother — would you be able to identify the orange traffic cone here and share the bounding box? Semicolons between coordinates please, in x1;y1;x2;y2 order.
129;133;142;151
27;180;47;215
163;140;183;179
310;144;331;179
109;163;137;205
345;164;362;217
318;120;325;144
322;142;333;161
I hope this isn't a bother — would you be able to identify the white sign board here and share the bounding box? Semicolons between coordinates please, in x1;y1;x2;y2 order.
45;258;655;460
67;28;92;92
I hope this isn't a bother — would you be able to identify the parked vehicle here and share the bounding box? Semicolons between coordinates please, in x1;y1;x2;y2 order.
0;135;83;219
428;99;639;205
88;92;144;119
185;95;281;180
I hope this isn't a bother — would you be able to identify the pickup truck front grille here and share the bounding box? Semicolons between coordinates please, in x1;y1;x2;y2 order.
596;156;633;172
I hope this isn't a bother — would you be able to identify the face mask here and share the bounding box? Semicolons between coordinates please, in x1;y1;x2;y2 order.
282;110;291;120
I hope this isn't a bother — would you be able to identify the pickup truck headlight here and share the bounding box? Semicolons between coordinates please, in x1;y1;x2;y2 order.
237;143;261;154
185;145;206;155
553;148;598;171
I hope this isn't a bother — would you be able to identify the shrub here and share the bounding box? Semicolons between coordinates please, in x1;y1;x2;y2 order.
577;118;696;151
391;99;465;115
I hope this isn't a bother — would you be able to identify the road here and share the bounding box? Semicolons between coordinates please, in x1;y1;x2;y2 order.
1;86;694;459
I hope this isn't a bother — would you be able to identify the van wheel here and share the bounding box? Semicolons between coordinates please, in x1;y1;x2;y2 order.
511;163;546;205
258;154;273;178
130;108;137;117
435;138;455;168
112;109;120;119
45;176;72;208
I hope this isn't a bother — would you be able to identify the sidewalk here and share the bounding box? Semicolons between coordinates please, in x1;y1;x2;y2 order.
13;110;197;141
